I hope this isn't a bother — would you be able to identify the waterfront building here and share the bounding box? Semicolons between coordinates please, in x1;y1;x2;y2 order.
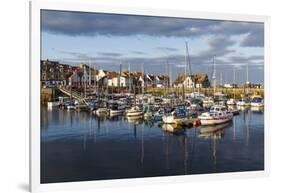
174;73;210;88
41;59;72;87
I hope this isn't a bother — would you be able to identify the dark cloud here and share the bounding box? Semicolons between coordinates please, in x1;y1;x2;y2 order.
41;10;264;47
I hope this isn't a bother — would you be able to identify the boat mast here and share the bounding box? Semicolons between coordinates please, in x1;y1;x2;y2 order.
220;72;223;86
233;67;236;99
212;55;216;97
142;63;144;94
185;41;193;92
129;63;131;93
246;63;249;95
169;61;172;88
84;65;87;98
119;61;122;94
184;44;187;79
89;60;91;86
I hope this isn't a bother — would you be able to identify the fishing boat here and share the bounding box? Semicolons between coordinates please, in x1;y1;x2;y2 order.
237;98;251;106
162;105;187;124
251;96;264;107
198;105;233;126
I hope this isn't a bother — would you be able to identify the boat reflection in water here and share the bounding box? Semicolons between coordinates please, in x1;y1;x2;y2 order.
250;106;264;113
161;123;185;135
198;122;232;138
198;122;233;168
41;107;264;183
237;106;250;111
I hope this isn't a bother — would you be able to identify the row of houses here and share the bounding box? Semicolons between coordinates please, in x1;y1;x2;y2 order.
41;60;171;88
40;60;211;89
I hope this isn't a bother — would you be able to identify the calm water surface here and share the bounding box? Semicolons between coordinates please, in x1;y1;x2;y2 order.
41;107;264;183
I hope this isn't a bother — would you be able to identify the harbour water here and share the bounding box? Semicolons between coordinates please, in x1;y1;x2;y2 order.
41;107;264;183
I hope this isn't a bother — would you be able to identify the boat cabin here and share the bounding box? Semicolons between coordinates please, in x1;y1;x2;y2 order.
210;105;227;113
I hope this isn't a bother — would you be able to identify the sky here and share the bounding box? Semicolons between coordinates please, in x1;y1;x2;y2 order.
41;10;264;84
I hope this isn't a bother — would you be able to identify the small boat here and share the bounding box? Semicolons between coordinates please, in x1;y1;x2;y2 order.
198;105;233;126
251;96;264;107
227;98;237;105
108;102;126;116
126;106;143;118
162;105;187;124
237;98;251;106
95;108;109;117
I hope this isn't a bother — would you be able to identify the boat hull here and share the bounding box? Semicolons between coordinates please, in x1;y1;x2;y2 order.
126;111;143;117
199;115;233;126
162;115;187;124
251;102;264;107
109;109;125;115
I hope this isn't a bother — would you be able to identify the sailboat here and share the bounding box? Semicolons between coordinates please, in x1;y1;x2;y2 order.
126;87;143;119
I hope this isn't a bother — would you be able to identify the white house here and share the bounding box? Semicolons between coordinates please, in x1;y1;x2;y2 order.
96;69;107;81
107;72;129;87
174;73;210;88
174;75;195;88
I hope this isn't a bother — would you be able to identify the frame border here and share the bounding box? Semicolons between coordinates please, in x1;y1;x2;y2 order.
30;0;270;192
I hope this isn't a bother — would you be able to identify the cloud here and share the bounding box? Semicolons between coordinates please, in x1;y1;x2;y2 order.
240;33;264;47
131;51;146;55
41;10;264;47
156;47;179;52
97;52;122;57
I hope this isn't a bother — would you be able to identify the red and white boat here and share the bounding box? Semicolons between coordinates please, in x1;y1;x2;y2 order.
198;105;233;126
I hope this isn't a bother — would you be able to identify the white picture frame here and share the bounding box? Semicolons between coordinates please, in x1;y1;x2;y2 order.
30;0;270;192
